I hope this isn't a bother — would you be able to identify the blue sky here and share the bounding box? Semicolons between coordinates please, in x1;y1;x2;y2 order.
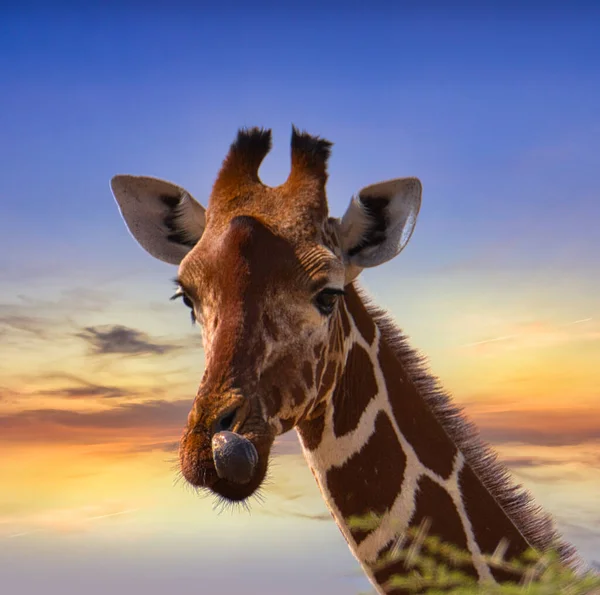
2;3;599;282
1;3;599;594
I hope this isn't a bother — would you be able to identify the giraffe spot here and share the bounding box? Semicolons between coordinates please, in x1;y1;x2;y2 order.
333;344;378;437
373;476;479;587
459;464;530;579
279;417;295;434
291;384;305;406
349;528;372;548
302;361;314;389
345;285;376;345
297;411;326;451
411;476;471;550
380;339;457;479
326;412;406;546
313;344;322;359
265;386;283;417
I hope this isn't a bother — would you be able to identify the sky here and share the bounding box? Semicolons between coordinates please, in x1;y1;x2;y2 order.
1;2;599;593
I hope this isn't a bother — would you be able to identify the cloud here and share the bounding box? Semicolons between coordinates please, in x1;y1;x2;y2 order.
126;440;180;454
0;399;191;444
76;324;181;356
57;287;114;312
44;385;128;399
0;387;21;404
500;456;556;469
484;427;600;447
461;317;599;354
0;286;115;341
8;287;113;314
37;374;130;399
0;314;53;339
1;503;140;538
474;407;600;446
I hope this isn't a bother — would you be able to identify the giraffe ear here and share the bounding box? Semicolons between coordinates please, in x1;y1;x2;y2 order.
110;175;206;265
338;177;421;282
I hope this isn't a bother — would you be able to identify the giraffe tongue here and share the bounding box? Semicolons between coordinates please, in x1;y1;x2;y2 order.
211;431;258;485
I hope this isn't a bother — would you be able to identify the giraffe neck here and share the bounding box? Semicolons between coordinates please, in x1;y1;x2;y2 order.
296;284;570;594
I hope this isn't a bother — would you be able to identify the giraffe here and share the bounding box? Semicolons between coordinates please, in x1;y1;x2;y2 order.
110;127;577;594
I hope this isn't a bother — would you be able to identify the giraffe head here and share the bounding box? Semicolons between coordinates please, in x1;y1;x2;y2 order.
111;127;421;502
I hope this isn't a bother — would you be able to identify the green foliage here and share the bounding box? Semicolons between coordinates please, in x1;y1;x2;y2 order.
348;513;600;595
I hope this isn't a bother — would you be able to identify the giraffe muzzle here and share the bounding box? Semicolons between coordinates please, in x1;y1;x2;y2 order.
211;431;259;485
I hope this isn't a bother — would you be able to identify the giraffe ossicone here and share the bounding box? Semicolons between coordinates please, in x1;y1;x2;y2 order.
110;126;577;594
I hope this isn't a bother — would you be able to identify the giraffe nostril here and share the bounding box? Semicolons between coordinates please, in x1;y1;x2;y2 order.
215;408;239;433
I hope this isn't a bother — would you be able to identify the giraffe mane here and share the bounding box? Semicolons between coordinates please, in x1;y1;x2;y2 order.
354;283;581;570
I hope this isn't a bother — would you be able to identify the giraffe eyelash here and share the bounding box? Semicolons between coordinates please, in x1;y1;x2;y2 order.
320;287;346;296
170;287;197;324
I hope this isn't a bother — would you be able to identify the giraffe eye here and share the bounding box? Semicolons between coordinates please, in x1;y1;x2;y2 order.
314;288;344;316
170;288;196;324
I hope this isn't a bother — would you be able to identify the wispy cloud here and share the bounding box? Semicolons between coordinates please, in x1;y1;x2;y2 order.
76;324;181;356
42;385;128;399
500;456;556;469
37;374;130;399
0;287;114;337
0;314;54;340
461;317;598;353
0;503;140;539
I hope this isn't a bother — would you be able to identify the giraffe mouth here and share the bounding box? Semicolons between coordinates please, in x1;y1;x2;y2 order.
179;425;274;502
